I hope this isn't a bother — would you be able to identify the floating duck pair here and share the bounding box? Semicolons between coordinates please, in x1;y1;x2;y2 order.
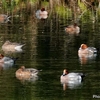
0;40;24;70
65;23;80;34
60;44;97;89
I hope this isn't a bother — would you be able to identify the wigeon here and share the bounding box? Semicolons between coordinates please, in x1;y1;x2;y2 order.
36;8;48;19
78;44;97;55
65;23;80;34
0;14;11;23
60;69;85;90
0;54;17;71
2;40;25;52
15;66;39;82
0;54;18;64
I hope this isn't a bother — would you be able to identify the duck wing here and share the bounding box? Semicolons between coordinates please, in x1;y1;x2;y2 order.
67;73;82;80
88;47;97;54
25;68;39;75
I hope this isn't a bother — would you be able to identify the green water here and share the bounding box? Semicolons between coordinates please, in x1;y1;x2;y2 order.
0;1;100;100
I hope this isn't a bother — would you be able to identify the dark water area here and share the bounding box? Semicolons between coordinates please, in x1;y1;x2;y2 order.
0;1;100;100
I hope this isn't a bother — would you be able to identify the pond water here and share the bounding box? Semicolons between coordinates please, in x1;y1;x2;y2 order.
0;2;100;100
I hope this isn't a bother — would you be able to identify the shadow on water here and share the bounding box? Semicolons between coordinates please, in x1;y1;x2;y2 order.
0;0;100;100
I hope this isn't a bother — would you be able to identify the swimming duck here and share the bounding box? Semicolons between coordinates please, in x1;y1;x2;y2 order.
2;40;25;52
0;54;16;71
36;8;48;19
78;44;97;65
65;23;80;34
0;54;18;65
78;44;97;55
0;14;11;23
60;69;84;82
60;69;85;90
15;66;39;82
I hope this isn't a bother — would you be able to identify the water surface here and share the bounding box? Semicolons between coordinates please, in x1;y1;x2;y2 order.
0;2;100;100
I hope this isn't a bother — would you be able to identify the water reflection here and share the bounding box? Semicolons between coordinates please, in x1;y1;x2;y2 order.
0;62;13;70
79;53;97;65
61;80;82;90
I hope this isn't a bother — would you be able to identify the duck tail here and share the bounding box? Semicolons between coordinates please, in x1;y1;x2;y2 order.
79;73;87;81
6;16;11;23
15;44;25;51
38;69;42;72
20;44;25;48
11;57;19;64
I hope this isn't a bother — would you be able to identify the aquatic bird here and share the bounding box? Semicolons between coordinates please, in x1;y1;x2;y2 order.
79;53;97;65
2;40;25;52
0;14;11;23
65;23;80;34
0;54;18;65
78;44;97;55
15;66;39;82
78;44;97;65
35;8;48;19
60;69;85;90
60;69;85;82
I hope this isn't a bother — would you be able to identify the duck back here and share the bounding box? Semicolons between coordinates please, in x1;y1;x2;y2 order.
67;73;82;81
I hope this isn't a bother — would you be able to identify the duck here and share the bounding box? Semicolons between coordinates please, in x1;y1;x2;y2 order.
15;66;39;82
0;54;18;67
0;54;18;63
65;23;80;34
2;40;25;52
36;8;48;19
0;14;11;23
78;44;97;55
60;69;85;82
60;69;85;90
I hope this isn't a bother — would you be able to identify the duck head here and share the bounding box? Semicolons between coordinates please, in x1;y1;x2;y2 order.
3;40;11;45
63;69;69;76
20;66;25;71
73;23;78;27
80;44;88;49
41;8;45;11
0;54;4;59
